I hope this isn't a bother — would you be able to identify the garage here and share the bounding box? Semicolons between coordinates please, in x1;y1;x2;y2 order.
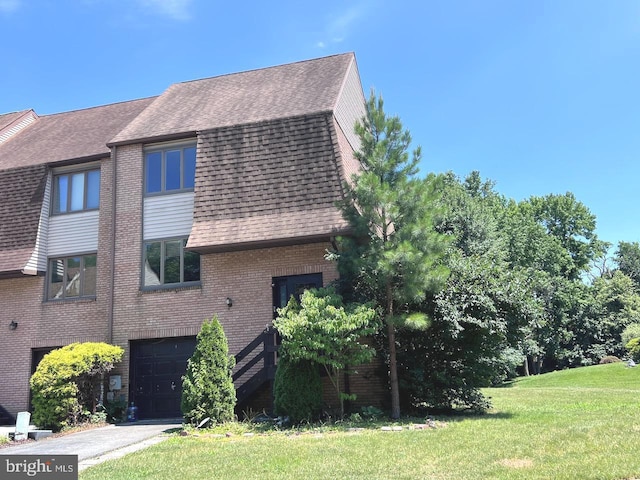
129;337;196;419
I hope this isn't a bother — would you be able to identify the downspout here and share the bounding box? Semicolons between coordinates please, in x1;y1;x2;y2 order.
107;145;117;344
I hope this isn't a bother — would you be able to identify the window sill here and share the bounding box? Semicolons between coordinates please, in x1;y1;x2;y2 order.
44;296;97;305
139;283;202;295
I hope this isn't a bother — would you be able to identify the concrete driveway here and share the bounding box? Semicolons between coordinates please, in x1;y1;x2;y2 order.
0;419;182;471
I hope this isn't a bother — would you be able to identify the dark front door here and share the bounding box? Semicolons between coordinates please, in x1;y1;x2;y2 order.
29;347;60;414
272;273;323;318
130;337;196;419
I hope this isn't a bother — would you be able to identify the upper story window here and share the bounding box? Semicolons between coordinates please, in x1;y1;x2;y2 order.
47;254;97;301
145;144;196;195
52;169;101;214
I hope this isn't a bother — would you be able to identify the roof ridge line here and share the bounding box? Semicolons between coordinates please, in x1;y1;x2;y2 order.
176;52;355;86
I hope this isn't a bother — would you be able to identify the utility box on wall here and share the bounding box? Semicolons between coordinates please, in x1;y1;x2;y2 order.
109;375;122;391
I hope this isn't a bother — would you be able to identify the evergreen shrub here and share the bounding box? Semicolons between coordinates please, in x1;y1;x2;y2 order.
273;355;322;424
181;316;236;425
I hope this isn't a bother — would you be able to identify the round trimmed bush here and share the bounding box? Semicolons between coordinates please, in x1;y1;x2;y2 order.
599;356;622;364
30;342;123;431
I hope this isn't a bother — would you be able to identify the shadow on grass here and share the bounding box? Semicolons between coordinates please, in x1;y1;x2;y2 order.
490;380;517;388
436;410;514;423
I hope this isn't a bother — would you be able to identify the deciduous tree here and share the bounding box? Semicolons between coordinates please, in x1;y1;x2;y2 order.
274;287;378;417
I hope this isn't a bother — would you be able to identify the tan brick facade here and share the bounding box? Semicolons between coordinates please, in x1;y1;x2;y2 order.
0;54;387;421
0;144;386;421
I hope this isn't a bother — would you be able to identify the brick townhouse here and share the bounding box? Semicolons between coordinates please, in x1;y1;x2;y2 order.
0;53;386;422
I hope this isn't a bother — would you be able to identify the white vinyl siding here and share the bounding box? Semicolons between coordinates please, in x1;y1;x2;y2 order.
23;172;51;274
334;59;366;152
143;191;194;240
48;210;99;257
0;111;37;145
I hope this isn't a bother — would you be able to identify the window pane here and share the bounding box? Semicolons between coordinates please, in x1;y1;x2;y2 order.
54;175;68;213
183;245;200;282
183;147;196;189
144;242;161;286
48;259;65;299
66;257;81;297
165;150;181;191
86;170;100;209
164;240;181;284
145;152;162;193
70;173;85;211
83;255;97;296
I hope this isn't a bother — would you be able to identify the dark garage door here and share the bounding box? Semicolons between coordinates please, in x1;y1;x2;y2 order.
130;337;196;419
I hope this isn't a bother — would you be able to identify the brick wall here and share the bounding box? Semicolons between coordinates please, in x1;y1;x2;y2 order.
109;143;345;402
0;156;113;417
0;141;387;419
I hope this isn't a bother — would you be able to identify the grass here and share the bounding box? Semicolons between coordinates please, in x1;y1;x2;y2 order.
80;363;640;479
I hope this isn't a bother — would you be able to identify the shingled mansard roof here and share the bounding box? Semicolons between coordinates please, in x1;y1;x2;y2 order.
0;52;365;273
188;113;349;252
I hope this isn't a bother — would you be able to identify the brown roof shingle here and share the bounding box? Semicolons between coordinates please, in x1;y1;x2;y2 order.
0;97;155;171
111;53;355;145
0;164;47;275
187;112;350;252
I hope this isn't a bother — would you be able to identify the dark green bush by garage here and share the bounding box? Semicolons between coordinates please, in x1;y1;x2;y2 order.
30;342;123;431
273;355;323;424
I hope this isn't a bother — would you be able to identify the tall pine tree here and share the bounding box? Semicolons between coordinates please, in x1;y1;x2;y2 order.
335;92;450;419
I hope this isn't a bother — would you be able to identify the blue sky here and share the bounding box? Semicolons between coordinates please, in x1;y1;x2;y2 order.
1;0;638;250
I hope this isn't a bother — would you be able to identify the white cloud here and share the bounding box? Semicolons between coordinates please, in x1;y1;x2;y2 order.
0;0;20;13
316;4;366;48
137;0;192;21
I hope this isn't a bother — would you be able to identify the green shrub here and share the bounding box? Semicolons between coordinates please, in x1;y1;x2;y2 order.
30;342;123;431
599;355;622;364
181;316;236;425
274;287;378;417
101;398;128;423
621;323;640;348
273;355;323;424
626;338;640;362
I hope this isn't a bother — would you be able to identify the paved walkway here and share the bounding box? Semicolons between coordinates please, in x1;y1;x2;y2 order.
0;419;182;471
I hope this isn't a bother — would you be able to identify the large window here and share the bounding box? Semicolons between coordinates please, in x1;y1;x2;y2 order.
145;144;196;195
47;254;97;300
143;238;200;288
52;169;100;214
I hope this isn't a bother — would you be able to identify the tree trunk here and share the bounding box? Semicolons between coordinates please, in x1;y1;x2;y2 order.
523;356;530;377
388;322;400;419
386;280;400;419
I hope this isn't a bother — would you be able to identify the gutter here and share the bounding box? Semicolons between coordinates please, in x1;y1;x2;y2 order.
107;145;117;344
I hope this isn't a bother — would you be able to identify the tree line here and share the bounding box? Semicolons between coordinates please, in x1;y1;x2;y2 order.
325;92;640;418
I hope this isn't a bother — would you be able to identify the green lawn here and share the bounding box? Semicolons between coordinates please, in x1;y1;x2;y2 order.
80;363;640;480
